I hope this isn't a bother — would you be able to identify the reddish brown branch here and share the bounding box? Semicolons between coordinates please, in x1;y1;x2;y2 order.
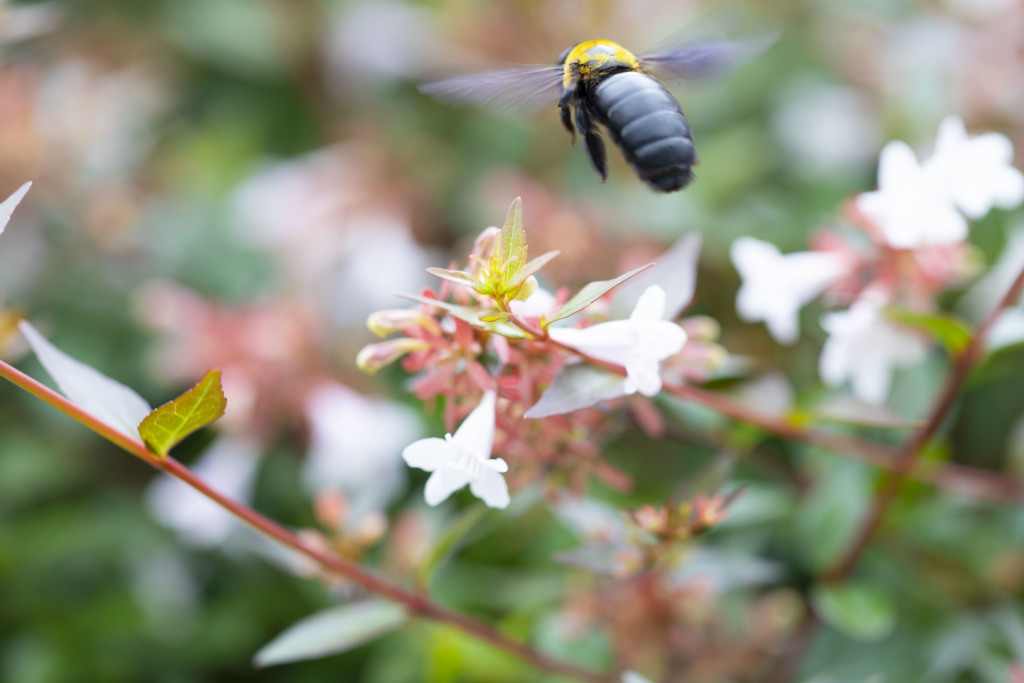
0;359;614;683
825;264;1024;582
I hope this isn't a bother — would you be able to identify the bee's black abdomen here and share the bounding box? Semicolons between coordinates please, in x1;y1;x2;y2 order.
591;71;696;192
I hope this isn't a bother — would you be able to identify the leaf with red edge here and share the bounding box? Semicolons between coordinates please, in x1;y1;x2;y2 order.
425;267;480;289
139;369;227;457
546;264;654;325
501;197;527;285
507;250;560;291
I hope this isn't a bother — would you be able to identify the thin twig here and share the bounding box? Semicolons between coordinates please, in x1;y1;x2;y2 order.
0;358;615;683
824;264;1024;582
503;300;1024;502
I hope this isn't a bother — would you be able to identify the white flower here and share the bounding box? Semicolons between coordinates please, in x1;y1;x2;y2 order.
509;287;556;318
0;182;31;236
402;391;510;509
731;237;844;344
856;141;966;248
987;308;1024;351
925;115;1024;219
819;297;929;405
622;672;656;683
548;285;687;397
304;383;423;526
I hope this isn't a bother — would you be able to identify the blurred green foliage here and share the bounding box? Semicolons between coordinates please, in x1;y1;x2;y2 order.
3;0;1024;681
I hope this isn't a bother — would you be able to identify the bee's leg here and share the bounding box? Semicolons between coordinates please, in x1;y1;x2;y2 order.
558;88;576;143
584;133;607;182
574;99;607;182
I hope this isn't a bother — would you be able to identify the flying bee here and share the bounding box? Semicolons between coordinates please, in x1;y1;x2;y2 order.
421;36;770;192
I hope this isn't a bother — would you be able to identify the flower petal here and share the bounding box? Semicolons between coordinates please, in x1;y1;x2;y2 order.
730;237;779;277
625;352;662;397
424;466;470;506
629;285;667;323
732;237;843;345
402;437;452;472
0;181;31;236
549;321;636;365
450;391;496;460
641;320;687;359
764;308;799;345
469;461;511;509
851;356;891;406
877;140;919;188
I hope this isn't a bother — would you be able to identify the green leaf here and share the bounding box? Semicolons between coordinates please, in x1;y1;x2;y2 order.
425;267;480;289
507;250;560;291
811;582;896;642
138;369;227;457
546;263;654;324
524;364;627;418
501;197;527;284
253;601;407;667
885;307;972;355
397;294;526;338
794;459;871;572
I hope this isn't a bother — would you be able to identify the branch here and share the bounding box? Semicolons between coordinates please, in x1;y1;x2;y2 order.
824;264;1024;582
0;358;614;683
542;333;1024;502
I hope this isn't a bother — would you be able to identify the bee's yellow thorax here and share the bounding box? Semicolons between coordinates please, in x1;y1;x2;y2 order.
561;40;640;89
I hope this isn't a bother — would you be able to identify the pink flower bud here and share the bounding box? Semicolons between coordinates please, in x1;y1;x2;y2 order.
356;338;429;374
366;309;438;337
680;315;721;342
468;226;501;277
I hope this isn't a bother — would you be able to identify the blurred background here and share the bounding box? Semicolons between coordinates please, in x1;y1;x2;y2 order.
2;0;1024;681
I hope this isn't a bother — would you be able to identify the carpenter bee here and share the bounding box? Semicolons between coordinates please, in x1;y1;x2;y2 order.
421;36;769;193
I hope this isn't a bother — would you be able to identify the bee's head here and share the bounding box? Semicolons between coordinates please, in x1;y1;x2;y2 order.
557;44;580;66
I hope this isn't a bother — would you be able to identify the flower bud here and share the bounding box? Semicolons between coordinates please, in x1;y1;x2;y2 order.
681;315;721;342
367;309;437;337
356;338;429;374
513;275;538;301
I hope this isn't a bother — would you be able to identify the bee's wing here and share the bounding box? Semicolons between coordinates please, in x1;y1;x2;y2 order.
640;35;776;83
419;65;564;114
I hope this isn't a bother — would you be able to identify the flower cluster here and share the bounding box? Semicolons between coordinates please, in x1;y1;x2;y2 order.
733;116;1024;404
358;199;726;509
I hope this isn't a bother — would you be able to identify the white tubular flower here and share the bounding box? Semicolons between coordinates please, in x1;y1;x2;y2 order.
402;391;509;509
509;286;556;318
925;115;1024;220
731;237;844;345
548;285;687;397
856;141;966;249
819;297;928;405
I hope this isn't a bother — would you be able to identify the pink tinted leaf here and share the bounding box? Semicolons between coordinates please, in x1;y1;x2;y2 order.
425;267;480;289
524;364;627;418
19;320;151;440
